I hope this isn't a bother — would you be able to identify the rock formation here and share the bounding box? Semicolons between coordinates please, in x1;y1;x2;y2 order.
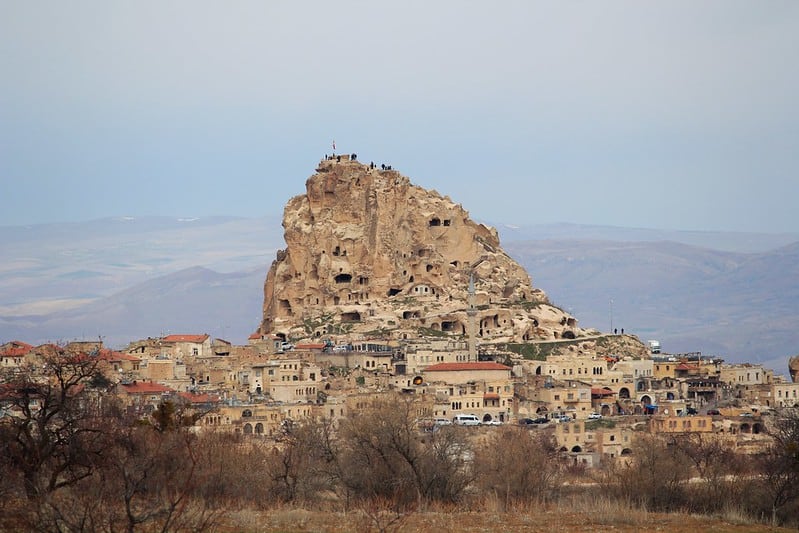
260;156;585;344
790;354;799;382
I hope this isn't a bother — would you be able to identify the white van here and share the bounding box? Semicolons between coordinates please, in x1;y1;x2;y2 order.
453;414;481;426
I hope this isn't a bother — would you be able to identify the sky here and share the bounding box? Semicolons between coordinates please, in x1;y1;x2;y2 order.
2;1;798;233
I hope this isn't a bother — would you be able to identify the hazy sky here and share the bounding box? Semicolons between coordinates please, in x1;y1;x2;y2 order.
2;1;798;232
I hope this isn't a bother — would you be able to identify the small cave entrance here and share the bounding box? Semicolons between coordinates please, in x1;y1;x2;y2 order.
403;310;420;319
335;273;352;284
429;218;441;227
442;321;458;332
562;330;576;340
387;288;402;297
341;311;361;322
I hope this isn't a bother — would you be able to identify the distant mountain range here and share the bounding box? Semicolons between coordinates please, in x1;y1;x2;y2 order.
1;216;797;375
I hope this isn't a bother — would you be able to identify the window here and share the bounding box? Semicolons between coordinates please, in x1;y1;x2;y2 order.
192;348;199;356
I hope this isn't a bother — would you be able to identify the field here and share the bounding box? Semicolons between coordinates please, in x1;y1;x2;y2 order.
219;499;795;532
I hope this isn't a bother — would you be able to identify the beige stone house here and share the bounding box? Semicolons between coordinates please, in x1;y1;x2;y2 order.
528;380;593;420
555;419;634;463
0;341;32;368
649;411;713;434
421;362;514;422
161;334;212;360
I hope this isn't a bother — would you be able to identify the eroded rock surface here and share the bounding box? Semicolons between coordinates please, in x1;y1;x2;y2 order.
260;157;584;344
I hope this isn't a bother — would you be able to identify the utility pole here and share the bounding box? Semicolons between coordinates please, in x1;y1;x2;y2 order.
610;299;614;334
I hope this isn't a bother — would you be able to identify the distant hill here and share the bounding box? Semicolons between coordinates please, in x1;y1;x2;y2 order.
0;266;266;348
503;239;799;372
1;216;797;374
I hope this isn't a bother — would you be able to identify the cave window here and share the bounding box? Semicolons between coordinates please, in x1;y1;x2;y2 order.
334;273;352;284
333;246;340;257
429;218;441;227
388;288;402;297
341;311;361;322
409;275;414;283
443;219;451;226
426;264;433;272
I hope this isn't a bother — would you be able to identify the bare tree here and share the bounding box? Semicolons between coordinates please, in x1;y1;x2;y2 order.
758;409;799;526
338;396;472;508
669;433;745;513
0;348;109;501
265;417;340;503
473;427;561;507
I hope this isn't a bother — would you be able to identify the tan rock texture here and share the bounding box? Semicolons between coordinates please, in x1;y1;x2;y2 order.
260;157;584;343
789;354;799;382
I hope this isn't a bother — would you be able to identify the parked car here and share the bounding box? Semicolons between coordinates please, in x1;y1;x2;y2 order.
518;418;535;426
558;415;572;423
433;417;452;426
588;412;602;420
686;407;698;415
532;417;549;424
484;419;502;426
453;414;481;426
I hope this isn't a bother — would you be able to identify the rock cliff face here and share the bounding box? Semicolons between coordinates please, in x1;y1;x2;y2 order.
790;355;799;382
260;156;583;343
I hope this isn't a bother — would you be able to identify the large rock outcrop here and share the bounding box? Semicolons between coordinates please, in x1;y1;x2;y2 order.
260;156;583;344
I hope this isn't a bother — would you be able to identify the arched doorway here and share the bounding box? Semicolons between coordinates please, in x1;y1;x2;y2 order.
243;423;253;435
483;414;493;423
619;387;630;399
255;423;264;435
571;445;582;453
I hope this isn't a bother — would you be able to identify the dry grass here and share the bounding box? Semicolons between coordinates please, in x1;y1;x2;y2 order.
215;500;792;533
